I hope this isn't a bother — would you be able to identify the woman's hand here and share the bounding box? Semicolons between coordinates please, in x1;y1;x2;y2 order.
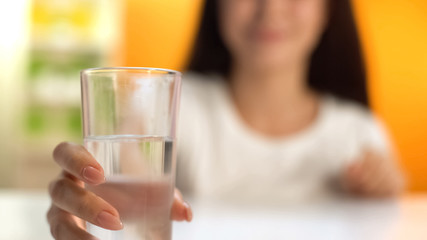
47;142;192;240
342;150;405;197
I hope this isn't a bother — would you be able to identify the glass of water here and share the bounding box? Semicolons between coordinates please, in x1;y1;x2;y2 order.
81;67;181;240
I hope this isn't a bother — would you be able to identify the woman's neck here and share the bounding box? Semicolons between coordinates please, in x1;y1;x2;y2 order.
228;62;320;137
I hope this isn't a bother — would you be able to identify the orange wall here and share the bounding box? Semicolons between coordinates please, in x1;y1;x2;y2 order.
119;0;203;71
119;1;427;191
353;0;427;192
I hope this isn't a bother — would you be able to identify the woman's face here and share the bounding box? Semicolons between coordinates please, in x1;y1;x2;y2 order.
219;0;329;70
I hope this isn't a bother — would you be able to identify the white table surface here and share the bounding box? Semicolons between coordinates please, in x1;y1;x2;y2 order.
1;190;426;240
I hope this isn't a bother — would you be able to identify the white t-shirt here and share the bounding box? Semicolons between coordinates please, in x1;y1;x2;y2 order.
176;73;390;203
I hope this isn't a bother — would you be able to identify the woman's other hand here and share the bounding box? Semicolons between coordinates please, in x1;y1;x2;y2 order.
342;150;405;197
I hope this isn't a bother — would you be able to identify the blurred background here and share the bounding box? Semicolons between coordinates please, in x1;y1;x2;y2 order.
0;0;426;192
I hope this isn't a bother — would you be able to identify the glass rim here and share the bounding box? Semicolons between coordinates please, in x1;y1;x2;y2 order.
81;67;182;76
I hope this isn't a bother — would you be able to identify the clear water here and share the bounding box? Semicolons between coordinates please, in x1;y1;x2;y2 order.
84;135;175;240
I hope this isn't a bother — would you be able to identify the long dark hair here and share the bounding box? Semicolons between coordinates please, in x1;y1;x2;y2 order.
188;0;368;107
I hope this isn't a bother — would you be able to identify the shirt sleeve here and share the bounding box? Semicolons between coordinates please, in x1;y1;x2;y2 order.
326;97;394;170
359;113;392;156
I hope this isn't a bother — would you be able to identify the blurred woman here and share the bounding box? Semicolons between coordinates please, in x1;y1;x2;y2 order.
47;0;404;238
177;0;404;201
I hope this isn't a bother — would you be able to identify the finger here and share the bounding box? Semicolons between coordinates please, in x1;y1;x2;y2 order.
345;161;361;181
49;177;123;230
369;170;403;197
347;152;380;187
375;156;406;196
60;170;83;187
47;205;99;240
359;152;397;196
170;189;192;222
343;161;364;190
360;170;389;197
343;159;375;195
53;142;105;185
359;152;384;184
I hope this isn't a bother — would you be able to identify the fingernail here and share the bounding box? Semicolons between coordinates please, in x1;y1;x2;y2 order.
175;190;183;201
97;211;123;230
183;202;192;221
82;166;105;184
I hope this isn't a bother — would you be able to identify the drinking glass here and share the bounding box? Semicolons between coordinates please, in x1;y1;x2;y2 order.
81;67;181;240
